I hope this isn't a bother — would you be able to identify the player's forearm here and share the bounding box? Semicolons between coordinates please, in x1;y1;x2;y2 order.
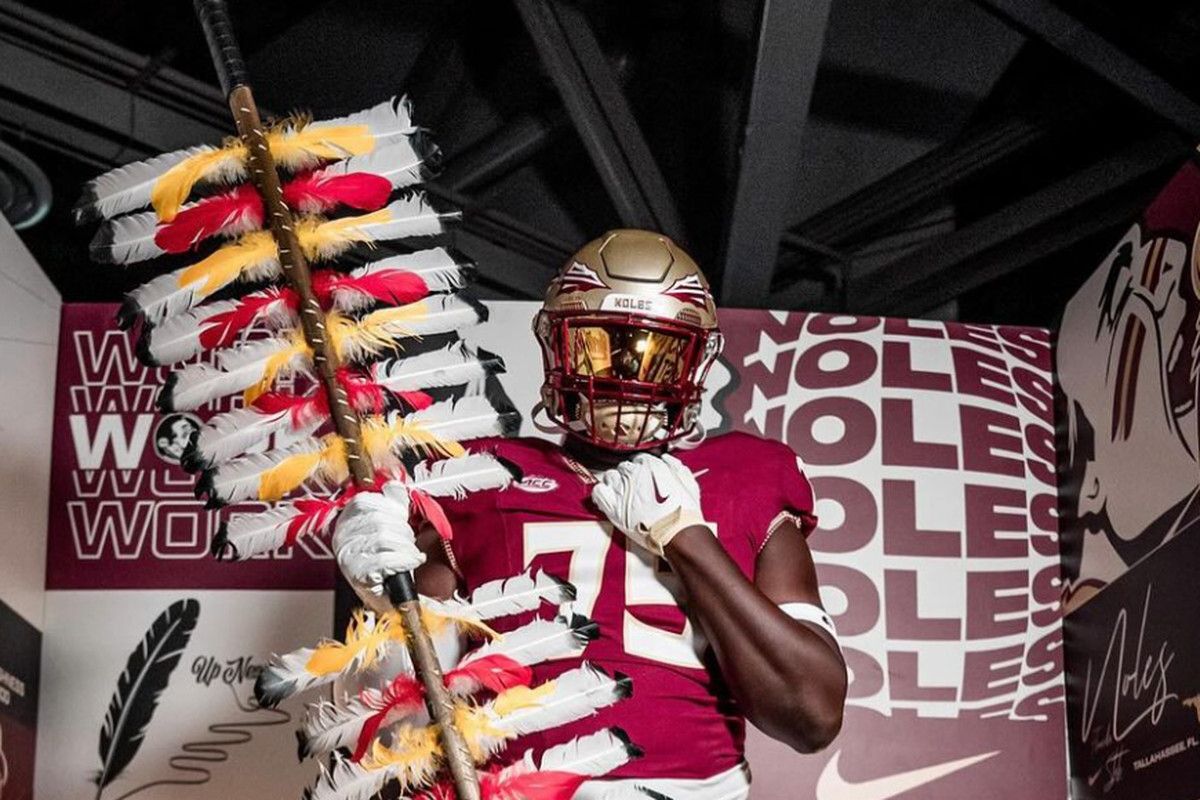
665;527;845;753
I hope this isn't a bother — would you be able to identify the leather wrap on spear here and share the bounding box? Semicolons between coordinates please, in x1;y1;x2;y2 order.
73;2;640;797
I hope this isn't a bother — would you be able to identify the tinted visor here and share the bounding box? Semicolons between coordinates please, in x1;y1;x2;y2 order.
566;322;691;386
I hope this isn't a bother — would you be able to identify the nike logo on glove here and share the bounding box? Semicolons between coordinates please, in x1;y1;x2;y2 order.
815;749;999;800
650;473;670;504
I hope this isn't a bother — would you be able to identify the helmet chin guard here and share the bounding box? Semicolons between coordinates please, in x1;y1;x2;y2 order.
534;229;722;451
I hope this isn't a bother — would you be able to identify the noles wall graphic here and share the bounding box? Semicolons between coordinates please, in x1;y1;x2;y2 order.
44;302;1064;799
1058;154;1200;799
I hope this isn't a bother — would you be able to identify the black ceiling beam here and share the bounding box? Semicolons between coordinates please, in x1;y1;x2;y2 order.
0;0;229;165
971;0;1200;138
772;103;1089;291
512;0;685;242
809;64;980;142
440;108;570;194
849;132;1188;316
720;0;831;307
424;181;568;299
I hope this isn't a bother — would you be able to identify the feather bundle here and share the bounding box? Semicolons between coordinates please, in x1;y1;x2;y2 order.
75;97;420;223
138;252;470;366
212;453;515;561
196;394;516;506
91;137;441;266
373;341;505;393
117;194;456;329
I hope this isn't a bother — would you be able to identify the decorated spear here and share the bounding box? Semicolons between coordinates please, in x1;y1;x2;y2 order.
188;2;482;797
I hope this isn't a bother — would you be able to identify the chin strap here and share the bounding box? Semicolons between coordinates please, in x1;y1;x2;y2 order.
672;419;707;451
530;400;569;437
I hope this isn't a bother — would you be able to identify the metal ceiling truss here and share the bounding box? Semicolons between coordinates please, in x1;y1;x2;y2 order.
512;0;686;243
719;0;831;307
971;0;1200;139
850;132;1189;316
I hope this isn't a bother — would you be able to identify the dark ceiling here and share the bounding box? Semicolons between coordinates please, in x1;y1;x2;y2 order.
3;0;1199;327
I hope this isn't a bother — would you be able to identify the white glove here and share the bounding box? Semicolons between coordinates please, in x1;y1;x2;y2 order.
591;453;712;556
332;479;426;613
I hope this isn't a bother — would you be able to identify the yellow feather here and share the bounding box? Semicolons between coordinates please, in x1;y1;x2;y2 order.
151;145;245;221
492;681;556;717
267;124;376;169
257;448;324;502
453;704;509;763
243;335;308;404
385;414;466;459
305;610;395;677
178;231;276;297
361;725;441;787
298;208;392;261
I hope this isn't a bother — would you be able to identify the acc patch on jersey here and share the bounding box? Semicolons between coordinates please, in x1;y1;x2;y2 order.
515;475;560;493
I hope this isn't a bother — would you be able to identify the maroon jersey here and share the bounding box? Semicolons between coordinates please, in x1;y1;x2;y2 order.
440;431;817;780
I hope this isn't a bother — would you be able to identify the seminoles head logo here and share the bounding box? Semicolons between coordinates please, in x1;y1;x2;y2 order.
1059;217;1200;609
556;261;609;294
661;274;710;309
153;413;201;464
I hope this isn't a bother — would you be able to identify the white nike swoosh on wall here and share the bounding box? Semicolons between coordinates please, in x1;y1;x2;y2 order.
815;749;999;800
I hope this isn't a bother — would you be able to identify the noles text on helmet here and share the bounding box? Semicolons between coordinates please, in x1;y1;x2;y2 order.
534;229;723;450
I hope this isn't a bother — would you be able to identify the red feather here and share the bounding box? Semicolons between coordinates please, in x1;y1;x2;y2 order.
447;654;533;694
339;369;389;415
284;495;349;547
253;390;328;428
283;171;394;214
154;184;263;254
352;674;426;761
312;268;431;307
480;770;589;800
196;288;296;351
394;389;434;411
411;489;453;541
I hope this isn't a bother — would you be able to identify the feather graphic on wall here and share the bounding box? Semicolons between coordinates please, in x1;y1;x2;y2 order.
94;598;200;799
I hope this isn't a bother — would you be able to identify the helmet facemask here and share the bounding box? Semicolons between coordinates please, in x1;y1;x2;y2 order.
536;310;722;451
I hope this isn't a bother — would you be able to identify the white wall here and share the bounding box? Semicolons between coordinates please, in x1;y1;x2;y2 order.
0;217;59;628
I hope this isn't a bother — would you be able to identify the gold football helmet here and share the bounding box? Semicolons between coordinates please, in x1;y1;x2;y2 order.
534;229;722;450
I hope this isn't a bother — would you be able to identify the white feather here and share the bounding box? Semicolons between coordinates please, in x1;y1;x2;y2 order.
308;96;418;148
200;436;325;506
191;403;322;469
399;394;516;445
309;139;429;197
162;336;301;412
301;685;430;759
410;452;514;499
457;615;595;672
467;570;574;621
330;195;457;253
340;295;487;363
303;743;438;800
372;341;503;392
524;727;640;778
125;248;279;328
218;504;307;561
471;664;631;757
74;145;220;222
90;212;163;264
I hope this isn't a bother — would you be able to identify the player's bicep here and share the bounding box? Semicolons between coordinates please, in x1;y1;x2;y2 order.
755;520;841;656
754;520;822;605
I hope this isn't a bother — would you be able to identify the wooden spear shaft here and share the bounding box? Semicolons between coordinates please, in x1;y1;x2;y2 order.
192;3;482;797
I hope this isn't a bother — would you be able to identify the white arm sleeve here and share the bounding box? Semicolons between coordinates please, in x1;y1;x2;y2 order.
778;602;839;645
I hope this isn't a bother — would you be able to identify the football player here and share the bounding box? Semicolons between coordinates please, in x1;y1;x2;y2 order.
340;230;846;799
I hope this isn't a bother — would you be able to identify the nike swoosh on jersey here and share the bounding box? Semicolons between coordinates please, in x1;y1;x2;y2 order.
815;749;999;800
